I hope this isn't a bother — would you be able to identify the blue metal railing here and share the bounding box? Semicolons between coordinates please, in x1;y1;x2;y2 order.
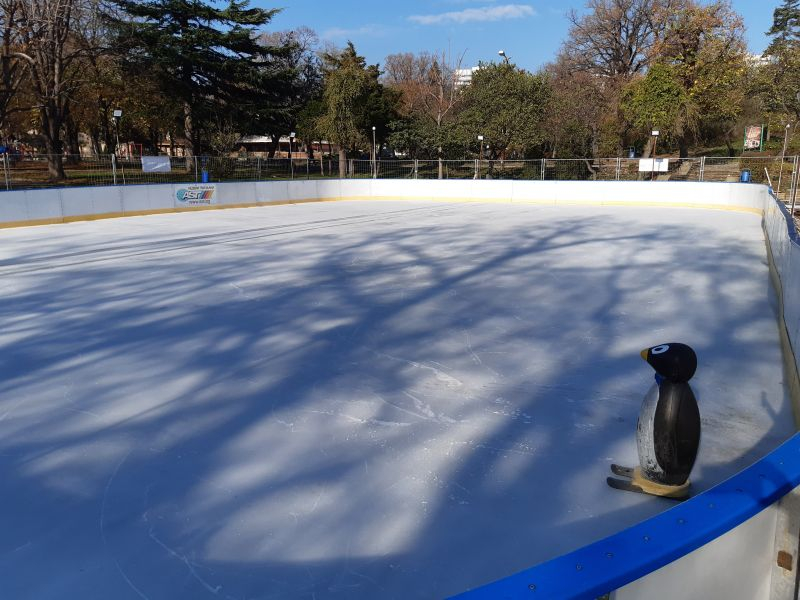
452;432;800;599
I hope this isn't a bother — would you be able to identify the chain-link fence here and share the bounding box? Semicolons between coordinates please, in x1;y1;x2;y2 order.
2;154;798;198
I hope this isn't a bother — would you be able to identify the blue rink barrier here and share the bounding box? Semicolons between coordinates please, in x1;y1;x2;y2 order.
451;432;800;599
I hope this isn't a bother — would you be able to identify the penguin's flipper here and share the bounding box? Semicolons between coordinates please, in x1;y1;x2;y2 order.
653;381;700;486
610;464;635;478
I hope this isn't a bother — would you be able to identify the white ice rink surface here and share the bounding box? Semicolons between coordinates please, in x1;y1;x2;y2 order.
0;201;793;599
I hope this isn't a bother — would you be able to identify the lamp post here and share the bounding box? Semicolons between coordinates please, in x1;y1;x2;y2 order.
289;131;295;179
112;109;122;157
778;123;792;198
651;130;660;181
498;50;510;64
372;125;377;179
476;135;484;179
112;109;125;184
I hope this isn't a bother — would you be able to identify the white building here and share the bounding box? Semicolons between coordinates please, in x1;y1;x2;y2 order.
455;66;480;87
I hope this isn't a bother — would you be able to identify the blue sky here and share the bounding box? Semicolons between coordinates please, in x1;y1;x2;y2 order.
263;1;776;72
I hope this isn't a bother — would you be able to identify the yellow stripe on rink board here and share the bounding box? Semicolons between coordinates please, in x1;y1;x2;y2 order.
0;195;763;229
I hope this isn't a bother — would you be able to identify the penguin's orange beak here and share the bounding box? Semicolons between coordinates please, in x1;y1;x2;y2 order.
640;348;649;361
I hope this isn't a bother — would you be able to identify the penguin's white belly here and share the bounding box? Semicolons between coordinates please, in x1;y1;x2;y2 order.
636;383;663;479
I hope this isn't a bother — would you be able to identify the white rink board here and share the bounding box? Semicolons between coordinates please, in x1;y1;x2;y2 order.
0;200;791;599
0;179;771;226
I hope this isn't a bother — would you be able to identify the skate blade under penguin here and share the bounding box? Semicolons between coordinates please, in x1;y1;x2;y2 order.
607;466;689;501
610;463;634;478
607;476;646;494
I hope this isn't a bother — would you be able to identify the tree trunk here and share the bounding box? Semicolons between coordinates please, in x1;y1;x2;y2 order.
267;134;279;158
678;135;689;159
338;146;346;178
89;127;101;156
724;139;735;156
305;139;314;160
64;112;80;163
183;101;195;156
183;102;195;173
642;138;653;158
44;141;65;180
102;118;114;155
40;105;65;180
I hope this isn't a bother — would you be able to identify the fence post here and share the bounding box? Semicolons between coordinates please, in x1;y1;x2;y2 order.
699;156;706;182
194;156;198;182
112;154;117;186
306;157;310;180
414;159;419;179
257;157;261;181
615;157;621;181
791;157;799;218
541;159;545;181
3;152;9;190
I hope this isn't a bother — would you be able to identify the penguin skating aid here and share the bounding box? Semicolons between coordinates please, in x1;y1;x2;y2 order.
607;343;700;500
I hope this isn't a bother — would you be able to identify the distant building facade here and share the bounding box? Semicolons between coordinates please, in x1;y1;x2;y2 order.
455;66;480;87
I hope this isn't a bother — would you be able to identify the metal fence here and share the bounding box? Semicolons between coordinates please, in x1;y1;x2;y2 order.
2;154;799;202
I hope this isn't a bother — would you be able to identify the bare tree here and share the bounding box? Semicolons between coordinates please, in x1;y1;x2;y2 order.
555;0;689;156
562;0;686;79
384;49;464;177
13;0;94;179
383;52;434;115
542;62;606;158
0;0;28;140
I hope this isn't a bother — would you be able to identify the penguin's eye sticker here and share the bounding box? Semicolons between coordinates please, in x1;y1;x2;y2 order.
651;344;670;355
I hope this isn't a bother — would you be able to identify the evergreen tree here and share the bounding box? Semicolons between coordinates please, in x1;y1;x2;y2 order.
110;0;291;156
317;43;398;177
762;0;800;121
767;0;800;55
455;62;550;160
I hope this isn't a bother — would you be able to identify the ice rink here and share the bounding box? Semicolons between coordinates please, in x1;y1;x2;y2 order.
0;200;793;599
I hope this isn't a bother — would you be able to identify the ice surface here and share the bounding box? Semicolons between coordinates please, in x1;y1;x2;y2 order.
0;201;792;599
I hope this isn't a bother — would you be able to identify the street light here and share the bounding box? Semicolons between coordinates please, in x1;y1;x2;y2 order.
778;123;792;198
475;135;485;179
112;109;122;157
651;130;660;181
498;50;510;64
112;109;125;185
372;125;377;179
289;131;295;179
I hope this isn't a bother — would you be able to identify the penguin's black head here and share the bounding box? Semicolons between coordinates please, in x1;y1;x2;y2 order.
640;343;697;382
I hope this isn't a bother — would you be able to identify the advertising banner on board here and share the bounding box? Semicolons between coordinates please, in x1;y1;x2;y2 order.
141;156;172;173
743;125;764;151
175;184;217;206
638;158;669;172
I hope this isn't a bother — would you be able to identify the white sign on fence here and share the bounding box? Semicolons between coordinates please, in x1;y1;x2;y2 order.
175;184;216;206
638;158;669;173
141;156;172;173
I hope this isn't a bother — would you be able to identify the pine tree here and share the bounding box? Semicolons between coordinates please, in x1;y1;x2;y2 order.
767;0;800;55
762;0;800;121
110;0;291;156
317;43;398;177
